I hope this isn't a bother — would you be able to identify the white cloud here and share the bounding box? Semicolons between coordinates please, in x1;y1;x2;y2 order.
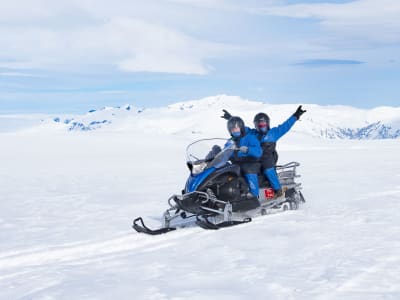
0;1;232;75
166;0;279;11
260;0;400;43
104;17;218;75
2;0;398;77
0;72;44;77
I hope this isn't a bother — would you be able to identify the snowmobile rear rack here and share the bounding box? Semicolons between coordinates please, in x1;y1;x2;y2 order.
132;217;177;235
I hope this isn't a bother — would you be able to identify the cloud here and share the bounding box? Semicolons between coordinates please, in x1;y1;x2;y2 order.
0;72;45;77
105;17;219;75
0;1;232;75
293;59;365;67
1;0;397;80
259;0;400;43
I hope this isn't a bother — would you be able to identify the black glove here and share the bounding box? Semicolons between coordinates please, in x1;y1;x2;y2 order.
239;146;248;154
221;109;232;120
205;145;222;160
293;105;306;120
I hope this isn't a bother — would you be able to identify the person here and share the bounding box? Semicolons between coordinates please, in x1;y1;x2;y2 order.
224;116;262;197
221;106;306;197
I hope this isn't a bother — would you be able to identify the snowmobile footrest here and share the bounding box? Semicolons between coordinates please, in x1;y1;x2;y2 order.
196;216;252;230
132;217;176;235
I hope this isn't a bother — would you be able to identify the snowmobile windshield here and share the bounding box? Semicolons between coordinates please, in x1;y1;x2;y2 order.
186;138;234;174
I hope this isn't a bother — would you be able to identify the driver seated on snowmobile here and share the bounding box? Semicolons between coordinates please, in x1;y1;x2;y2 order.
221;106;306;198
224;116;262;197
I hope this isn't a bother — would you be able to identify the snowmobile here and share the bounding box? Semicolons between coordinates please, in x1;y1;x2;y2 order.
133;138;305;235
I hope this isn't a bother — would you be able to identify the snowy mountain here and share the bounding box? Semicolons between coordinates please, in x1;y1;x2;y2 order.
2;95;400;139
45;95;400;139
51;104;144;131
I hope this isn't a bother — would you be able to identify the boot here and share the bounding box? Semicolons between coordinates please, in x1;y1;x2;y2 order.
274;189;283;198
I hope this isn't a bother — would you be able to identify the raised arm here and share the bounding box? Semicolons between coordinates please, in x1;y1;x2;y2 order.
265;105;306;142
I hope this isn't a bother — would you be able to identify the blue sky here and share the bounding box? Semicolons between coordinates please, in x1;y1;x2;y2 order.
0;0;399;113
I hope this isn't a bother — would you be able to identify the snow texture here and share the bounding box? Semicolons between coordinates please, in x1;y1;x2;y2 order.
1;96;400;299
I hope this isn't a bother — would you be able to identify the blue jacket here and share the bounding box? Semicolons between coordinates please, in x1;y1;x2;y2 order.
250;115;297;142
225;128;262;161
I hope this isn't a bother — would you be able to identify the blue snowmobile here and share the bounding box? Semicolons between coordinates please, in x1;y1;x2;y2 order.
133;138;305;235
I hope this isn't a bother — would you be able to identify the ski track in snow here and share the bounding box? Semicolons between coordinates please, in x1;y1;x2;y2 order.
1;131;400;299
0;230;198;271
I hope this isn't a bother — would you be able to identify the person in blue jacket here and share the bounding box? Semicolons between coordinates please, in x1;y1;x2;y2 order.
225;116;262;197
222;106;306;197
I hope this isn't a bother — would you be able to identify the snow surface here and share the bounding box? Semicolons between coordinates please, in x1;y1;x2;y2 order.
1;98;400;299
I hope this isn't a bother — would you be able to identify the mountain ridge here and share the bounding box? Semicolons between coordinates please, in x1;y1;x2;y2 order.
3;95;400;139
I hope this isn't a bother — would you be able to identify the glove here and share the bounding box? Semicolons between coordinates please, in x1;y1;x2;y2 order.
221;109;232;120
239;146;248;154
205;145;221;160
211;145;221;152
293;105;306;120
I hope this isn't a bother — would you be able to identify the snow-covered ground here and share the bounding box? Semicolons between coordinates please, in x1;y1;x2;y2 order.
1;101;400;299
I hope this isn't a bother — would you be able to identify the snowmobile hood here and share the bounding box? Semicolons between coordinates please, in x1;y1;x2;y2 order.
185;167;216;193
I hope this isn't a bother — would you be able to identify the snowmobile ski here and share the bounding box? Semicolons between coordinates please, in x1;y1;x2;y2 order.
132;217;176;235
196;216;252;230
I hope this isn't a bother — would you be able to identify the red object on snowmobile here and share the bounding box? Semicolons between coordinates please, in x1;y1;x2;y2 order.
264;188;275;199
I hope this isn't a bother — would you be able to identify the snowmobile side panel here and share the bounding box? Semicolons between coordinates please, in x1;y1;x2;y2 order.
185;167;216;192
185;164;241;193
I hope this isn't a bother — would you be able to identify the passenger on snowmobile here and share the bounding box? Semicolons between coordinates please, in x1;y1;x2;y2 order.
221;106;306;197
225;116;262;197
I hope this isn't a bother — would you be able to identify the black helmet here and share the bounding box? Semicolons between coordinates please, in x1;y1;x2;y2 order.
227;116;245;137
253;112;270;132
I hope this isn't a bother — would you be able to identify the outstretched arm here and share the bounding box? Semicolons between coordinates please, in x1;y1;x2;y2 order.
266;105;306;142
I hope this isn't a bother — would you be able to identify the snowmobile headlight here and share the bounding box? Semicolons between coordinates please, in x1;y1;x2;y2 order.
192;162;207;175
